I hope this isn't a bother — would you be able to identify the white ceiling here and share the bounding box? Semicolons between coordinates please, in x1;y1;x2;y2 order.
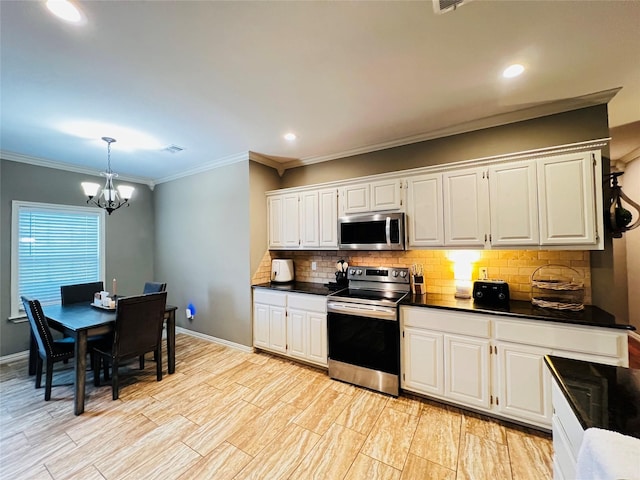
1;0;639;184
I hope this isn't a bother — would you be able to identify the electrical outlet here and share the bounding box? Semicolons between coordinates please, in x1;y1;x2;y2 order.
479;267;488;280
311;261;317;271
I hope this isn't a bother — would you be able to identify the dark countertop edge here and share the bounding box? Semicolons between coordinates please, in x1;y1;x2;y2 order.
252;281;339;296
402;298;634;331
544;355;593;431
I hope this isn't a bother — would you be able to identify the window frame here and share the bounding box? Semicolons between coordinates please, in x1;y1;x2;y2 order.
10;200;106;318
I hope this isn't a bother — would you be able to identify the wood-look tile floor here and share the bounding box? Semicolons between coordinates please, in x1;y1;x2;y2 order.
0;335;552;480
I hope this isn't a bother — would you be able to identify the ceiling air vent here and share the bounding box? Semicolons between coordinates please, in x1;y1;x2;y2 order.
433;0;472;14
163;144;185;154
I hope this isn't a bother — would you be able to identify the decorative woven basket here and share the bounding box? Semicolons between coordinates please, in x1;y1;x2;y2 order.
531;264;584;311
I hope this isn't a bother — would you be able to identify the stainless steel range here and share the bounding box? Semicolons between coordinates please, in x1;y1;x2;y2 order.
327;266;410;396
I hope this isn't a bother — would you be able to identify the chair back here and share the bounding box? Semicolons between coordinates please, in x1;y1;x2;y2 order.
112;292;167;360
143;282;167;294
21;296;56;358
61;281;104;305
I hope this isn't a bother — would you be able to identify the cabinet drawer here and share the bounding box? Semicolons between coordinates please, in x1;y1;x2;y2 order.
253;289;287;307
552;379;584;460
402;307;491;338
494;319;623;358
288;293;327;313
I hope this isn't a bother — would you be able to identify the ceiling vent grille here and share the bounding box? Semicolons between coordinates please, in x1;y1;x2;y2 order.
433;0;472;14
163;144;185;154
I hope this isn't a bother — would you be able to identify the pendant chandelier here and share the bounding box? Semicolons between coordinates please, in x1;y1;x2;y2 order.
607;172;640;238
81;137;134;215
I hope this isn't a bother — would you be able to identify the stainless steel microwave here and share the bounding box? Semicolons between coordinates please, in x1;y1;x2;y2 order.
338;212;405;250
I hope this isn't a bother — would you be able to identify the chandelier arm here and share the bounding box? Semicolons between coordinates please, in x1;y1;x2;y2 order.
618;189;640;230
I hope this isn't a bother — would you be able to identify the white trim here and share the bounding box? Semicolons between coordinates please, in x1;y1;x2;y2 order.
630;330;640;344
176;326;253;353
0;152;156;189
10;201;106;318
154;151;250;184
0;350;29;365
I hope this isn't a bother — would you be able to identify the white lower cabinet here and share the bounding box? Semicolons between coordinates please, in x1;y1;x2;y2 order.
253;289;327;367
400;306;628;430
551;378;584;480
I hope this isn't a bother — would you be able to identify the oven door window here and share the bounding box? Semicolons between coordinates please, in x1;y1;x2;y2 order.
328;312;399;374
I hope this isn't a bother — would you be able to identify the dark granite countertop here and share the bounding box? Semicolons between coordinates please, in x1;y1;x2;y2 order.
545;355;640;439
402;294;634;330
252;281;344;296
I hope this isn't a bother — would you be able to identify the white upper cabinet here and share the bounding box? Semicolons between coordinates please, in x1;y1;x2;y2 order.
406;173;444;247
318;188;338;248
443;167;489;247
537;151;598;246
341;179;402;215
268;187;338;250
488;160;539;246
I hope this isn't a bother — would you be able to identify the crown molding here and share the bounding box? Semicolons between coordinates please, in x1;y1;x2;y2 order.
619;146;640;165
154;151;250;185
0;150;156;189
248;151;297;176
280;88;622;171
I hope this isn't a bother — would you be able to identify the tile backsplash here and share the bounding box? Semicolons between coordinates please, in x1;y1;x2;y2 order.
253;249;591;304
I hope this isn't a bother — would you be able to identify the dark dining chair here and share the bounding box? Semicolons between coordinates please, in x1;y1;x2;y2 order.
92;292;167;400
143;282;167;294
21;296;75;400
61;281;104;305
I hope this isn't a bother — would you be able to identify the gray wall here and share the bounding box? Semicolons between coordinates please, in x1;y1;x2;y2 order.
249;161;281;275
0;159;155;356
154;161;253;346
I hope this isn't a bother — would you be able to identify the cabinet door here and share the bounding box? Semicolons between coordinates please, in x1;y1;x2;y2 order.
282;193;300;248
370;179;402;211
269;306;288;354
342;184;370;214
318;188;338;248
307;311;328;365
444;334;491;409
300;191;319;248
495;342;552;427
287;308;307;360
443;168;489;247
489;160;539;246
537;152;597;245
402;327;444;396
267;196;284;248
253;303;270;348
406;173;444;247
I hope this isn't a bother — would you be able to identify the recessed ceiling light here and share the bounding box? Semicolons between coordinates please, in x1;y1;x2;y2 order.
284;133;297;141
503;64;525;79
46;0;83;24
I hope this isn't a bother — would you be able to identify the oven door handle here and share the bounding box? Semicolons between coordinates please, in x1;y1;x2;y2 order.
327;302;397;320
385;216;391;246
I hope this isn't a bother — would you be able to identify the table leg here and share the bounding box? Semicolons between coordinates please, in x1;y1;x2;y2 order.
28;330;37;375
167;310;176;374
74;330;87;415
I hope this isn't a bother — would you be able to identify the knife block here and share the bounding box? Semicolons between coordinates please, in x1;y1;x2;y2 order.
411;274;425;295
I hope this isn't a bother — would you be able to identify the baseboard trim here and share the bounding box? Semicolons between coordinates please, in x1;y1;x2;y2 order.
0;350;29;365
176;327;253;353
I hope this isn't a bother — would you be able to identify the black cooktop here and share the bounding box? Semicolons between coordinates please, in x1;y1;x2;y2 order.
330;288;408;304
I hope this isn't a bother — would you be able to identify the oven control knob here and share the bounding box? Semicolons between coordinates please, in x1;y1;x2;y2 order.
392;271;399;277
349;269;355;275
399;271;407;278
356;269;363;275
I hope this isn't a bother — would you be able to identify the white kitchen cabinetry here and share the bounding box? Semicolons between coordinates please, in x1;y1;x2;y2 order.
253;290;287;354
406;173;444;247
253;289;327;367
551;378;584;480
537;151;599;246
442;167;489;247
400;306;628;430
401;307;491;411
488;160;539;246
341;179;402;215
268;188;338;250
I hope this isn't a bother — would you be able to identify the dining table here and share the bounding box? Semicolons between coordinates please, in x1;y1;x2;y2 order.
28;301;177;415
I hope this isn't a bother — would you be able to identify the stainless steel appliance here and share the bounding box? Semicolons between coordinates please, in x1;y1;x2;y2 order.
472;280;510;307
338;212;405;250
271;259;294;283
327;266;410;396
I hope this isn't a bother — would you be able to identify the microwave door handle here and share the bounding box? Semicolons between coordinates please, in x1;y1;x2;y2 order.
385;216;391;246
